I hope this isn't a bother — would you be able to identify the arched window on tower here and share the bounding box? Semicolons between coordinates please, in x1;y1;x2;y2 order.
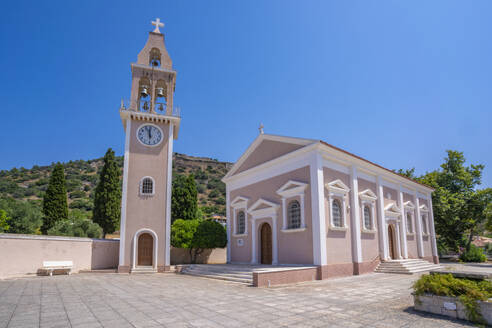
287;200;301;229
138;78;151;112
154;80;167;114
140;177;154;196
149;48;161;67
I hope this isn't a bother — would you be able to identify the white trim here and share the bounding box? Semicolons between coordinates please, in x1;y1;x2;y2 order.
359;189;378;201
428;197;438;258
119;119;131;266
384;203;401;217
376;177;389;260
281;227;307;233
165;124;173;266
404;200;416;209
132;228;158;271
135;123;164;147
231;196;249;208
226;185;231;263
322;157;350;174
361;200;376;232
248;198;280;216
250;215;279;265
350;166;362;263
233;209;248;236
310;153;327;266
277;180;308;230
326;179;349;230
414;193;424;257
325;179;350;194
224;144;318;190
139;176;156;196
419;204;429;212
223;134;315;180
398;188;408;258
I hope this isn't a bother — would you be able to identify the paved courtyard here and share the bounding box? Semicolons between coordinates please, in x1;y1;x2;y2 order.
0;271;477;328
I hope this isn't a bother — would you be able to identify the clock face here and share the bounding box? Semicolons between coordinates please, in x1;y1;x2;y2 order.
137;124;163;146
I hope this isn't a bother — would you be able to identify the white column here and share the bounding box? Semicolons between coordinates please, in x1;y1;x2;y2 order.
398;188;408;258
349;166;362;264
310;152;327;266
281;198;287;230
251;220;257;264
272;215;278;265
300;194;306;228
428;194;439;260
165;124;174;267
376;177;388;260
226;185;231;263
119;119;131;267
395;222;402;259
414;193;424;258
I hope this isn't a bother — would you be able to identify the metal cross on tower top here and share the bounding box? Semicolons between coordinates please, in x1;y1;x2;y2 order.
152;18;164;33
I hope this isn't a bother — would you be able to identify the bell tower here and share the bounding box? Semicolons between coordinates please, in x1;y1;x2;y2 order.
118;18;181;273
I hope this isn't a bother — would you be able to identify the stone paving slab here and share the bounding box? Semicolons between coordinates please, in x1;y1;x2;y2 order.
0;272;477;327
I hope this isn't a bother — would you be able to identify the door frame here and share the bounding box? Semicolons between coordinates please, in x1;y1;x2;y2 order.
132;228;158;270
260;222;273;264
388;224;396;260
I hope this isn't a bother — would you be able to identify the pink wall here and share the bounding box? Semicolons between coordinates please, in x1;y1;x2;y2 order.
229;166;313;265
170;247;226;264
323;168;353;264
358;178;380;262
0;234;119;278
235;140;304;174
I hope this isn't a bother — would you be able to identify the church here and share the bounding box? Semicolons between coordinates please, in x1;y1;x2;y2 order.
222;133;439;277
117;19;439;278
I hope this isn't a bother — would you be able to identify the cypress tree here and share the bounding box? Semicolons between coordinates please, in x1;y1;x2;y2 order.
41;163;68;234
171;174;198;223
93;148;122;237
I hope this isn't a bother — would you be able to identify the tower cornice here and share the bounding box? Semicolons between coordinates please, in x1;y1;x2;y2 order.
119;109;181;139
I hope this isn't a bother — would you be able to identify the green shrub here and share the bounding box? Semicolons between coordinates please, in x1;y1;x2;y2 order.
413;273;492;323
69;190;86;199
47;210;102;238
460;244;486;263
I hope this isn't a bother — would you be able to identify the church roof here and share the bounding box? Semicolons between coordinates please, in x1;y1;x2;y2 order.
223;133;433;191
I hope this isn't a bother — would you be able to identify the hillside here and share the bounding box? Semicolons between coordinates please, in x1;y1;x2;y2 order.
0;153;233;218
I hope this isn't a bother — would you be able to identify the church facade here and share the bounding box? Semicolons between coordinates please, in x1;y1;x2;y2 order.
222;133;439;277
118;19;180;273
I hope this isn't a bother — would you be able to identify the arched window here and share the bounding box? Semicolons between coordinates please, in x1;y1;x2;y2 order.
237;211;245;234
363;205;371;230
421;214;428;234
287;200;301;229
332;199;342;227
141;177;154;195
149;48;161;67
406;213;413;233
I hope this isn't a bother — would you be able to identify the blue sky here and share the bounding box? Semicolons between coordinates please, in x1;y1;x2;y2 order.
0;0;491;187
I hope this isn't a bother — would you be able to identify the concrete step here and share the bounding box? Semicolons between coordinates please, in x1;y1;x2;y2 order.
181;271;252;284
375;259;440;274
131;266;157;274
181;269;252;279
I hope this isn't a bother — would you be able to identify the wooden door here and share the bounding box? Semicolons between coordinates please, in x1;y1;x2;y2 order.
138;233;153;266
388;225;395;260
260;223;272;265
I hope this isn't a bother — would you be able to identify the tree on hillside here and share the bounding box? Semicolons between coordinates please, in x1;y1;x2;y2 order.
171;219;227;263
415;150;485;252
464;188;492;250
41;163;68;234
171;174;198;223
0;209;10;232
0;198;43;234
93;148;121;237
48;209;102;238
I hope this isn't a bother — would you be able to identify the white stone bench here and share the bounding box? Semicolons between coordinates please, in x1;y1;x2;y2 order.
41;261;73;276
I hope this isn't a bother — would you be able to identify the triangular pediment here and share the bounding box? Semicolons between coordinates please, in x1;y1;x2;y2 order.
231;196;249;208
404;201;415;209
359;189;377;200
419;204;429;212
384;203;401;215
276;180;308;197
325;179;350;193
222;134;315;181
248;198;279;212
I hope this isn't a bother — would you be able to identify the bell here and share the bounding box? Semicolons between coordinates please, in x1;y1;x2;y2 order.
159;103;164;112
156;87;165;97
143;101;149;111
140;86;149;98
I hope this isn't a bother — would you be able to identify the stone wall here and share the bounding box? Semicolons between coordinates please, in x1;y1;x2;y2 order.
0;234;119;278
170;247;226;264
414;294;492;325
